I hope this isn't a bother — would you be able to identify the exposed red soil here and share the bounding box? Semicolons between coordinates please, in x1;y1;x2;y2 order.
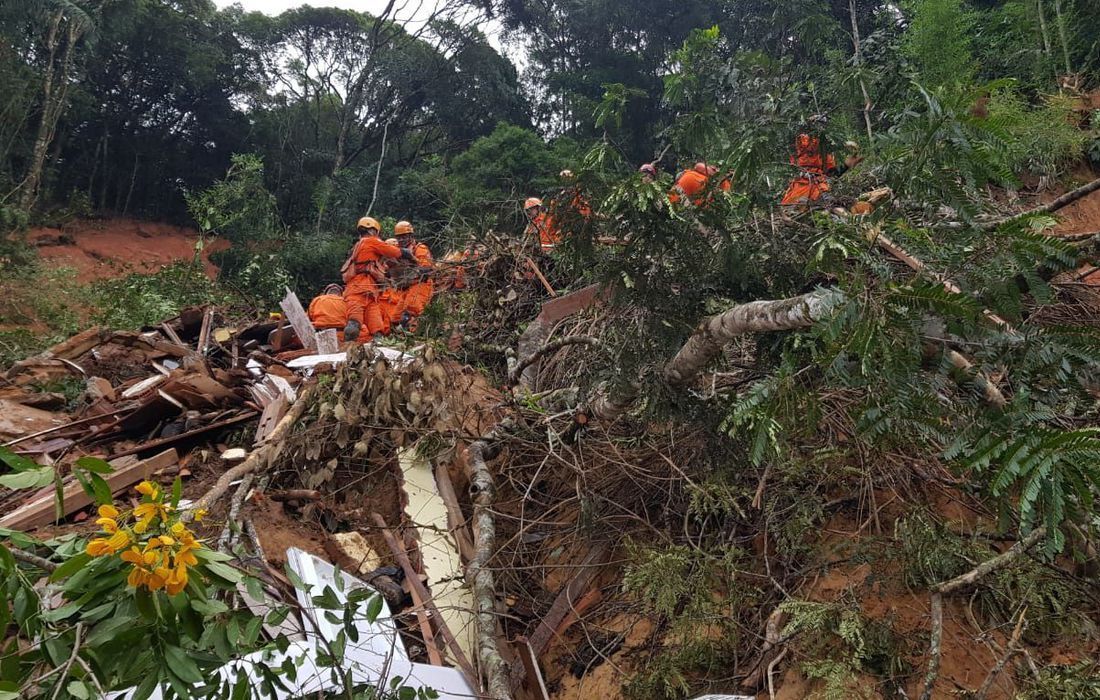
26;217;228;283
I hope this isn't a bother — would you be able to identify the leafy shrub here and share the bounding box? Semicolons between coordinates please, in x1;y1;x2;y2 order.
1019;662;1100;700
984;89;1090;180
88;262;234;329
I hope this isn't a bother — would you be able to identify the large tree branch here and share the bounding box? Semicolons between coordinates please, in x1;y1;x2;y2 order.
663;289;845;388
983;176;1100;230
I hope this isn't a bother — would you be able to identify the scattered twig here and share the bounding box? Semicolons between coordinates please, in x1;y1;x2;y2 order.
10;547;59;572
508;336;601;386
920;527;1046;700
48;622;83;700
183;386;314;522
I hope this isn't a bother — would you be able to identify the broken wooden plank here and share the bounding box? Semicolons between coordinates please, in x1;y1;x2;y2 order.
197;309;214;355
515;636;551;700
0;448;178;531
5;327;108;378
254;392;289;444
316;328;339;355
526;543;611;656
160;322;185;346
280;288;318;352
371;513;477;681
121;375;167;399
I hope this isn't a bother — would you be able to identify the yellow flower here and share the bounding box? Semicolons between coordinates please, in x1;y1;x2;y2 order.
133;502;168;529
95;516;119;533
158;535;175;546
165;565;188;596
97;504;119;519
133;520;149;534
193;509;208;522
86;538;113;557
105;530;131;552
135;481;159;499
146;569;167;591
120;546;144;565
170;522;185;536
175;546;199;568
127;566;147;588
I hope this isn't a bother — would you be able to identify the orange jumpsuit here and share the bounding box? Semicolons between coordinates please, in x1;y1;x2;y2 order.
780;134;839;205
403;242;434;316
668;170;730;207
307;293;347;340
342;236;403;338
540;193;592;251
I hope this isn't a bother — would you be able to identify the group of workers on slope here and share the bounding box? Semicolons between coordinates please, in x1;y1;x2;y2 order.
306;117;862;345
306;217;434;344
519;117;862;252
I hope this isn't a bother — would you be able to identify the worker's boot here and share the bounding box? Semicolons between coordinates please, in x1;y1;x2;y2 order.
343;319;361;342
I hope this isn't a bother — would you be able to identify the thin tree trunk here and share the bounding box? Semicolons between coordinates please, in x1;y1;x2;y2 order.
1036;0;1054;76
18;10;64;212
122;150;140;214
365;120;389;218
849;0;874;143
1052;0;1073;76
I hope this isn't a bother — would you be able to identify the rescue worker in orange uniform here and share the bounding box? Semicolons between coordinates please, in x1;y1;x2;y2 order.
395;220;434;328
523;197;554;251
668;162;731;207
780;115;862;206
307;284;347;339
340;216;415;342
377;237;407;334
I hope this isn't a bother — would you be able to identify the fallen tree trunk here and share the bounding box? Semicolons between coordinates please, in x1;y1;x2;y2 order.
465;430;514;700
663;288;845;388
589;288;1004;422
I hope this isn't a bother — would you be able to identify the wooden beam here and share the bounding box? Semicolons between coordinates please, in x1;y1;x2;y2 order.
371;513;478;684
526;544;611;656
279;288;318;352
0;449;178;531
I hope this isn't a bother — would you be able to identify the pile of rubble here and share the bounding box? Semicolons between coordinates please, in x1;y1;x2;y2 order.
0;295;339;532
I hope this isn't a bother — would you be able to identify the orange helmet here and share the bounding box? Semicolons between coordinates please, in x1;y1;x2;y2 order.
394;220;414;235
693;162;708;174
357;216;380;232
524;197;543;209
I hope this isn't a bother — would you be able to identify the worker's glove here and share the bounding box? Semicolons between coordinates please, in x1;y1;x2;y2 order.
400;311;412;327
343;319;361;342
400;248;417;262
844;154;864;169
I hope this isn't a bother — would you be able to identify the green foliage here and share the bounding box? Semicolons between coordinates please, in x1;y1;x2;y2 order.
780;599;907;698
88;262;234;330
984;90;1090;179
1019;661;1100;700
186;154;281;243
902;0;976;89
894;514;982;587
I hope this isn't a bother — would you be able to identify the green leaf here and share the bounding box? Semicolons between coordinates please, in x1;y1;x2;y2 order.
190;598;229;616
0;447;45;473
365;593;383;623
0;467;55;490
130;672;159;700
203;561;243;585
88;474;112;506
49;553;91;582
171;477;182;509
164;645;205;685
67;681;90;699
74;457;113;475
